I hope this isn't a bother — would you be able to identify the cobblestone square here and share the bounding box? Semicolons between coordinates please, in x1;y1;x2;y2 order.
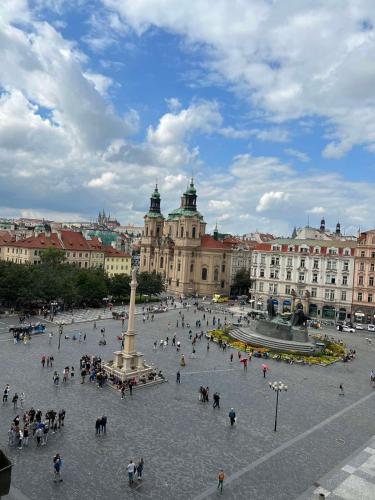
1;306;375;500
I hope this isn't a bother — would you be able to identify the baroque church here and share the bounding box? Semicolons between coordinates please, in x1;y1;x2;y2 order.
140;180;232;296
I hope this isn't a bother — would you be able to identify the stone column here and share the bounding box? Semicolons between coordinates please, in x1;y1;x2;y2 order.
123;268;137;354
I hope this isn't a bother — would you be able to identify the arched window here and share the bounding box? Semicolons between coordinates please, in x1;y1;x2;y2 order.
156;226;160;237
214;268;219;281
180;226;184;238
160;257;164;268
202;268;208;280
145;226;148;236
372;236;375;244
192;227;196;238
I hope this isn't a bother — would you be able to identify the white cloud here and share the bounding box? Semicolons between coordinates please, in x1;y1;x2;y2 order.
251;127;290;143
208;200;231;210
165;97;182;112
87;172;118;188
83;72;114;96
103;0;375;156
256;191;290;212
307;206;325;214
284;148;310;162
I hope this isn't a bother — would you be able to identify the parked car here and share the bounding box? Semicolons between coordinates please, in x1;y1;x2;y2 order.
368;324;375;332
355;323;365;330
337;325;355;333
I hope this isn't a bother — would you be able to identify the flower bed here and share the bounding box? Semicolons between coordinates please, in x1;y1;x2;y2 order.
207;329;345;366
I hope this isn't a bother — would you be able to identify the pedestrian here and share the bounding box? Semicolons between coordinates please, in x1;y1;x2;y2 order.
262;366;267;378
121;384;126;399
100;415;107;434
217;469;224;493
48;332;53;344
228;408;236;426
81;368;86;384
58;409;65;428
137;458;144;479
127;460;135;485
176;371;181;384
207;342;210;351
53;454;63;482
95;417;101;435
213;392;220;409
20;392;25;409
129;380;133;396
230;353;233;362
83;333;87;342
71;366;75;379
12;393;18;410
339;383;344;395
41;355;46;368
3;384;10;403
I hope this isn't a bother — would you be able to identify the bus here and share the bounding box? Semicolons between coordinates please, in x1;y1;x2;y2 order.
212;293;229;303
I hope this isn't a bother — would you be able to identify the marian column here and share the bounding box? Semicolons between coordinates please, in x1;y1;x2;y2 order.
123;268;137;354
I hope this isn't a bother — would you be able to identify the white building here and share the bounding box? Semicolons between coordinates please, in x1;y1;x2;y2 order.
250;238;356;321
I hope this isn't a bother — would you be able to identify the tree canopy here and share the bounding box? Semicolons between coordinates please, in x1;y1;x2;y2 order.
231;268;251;295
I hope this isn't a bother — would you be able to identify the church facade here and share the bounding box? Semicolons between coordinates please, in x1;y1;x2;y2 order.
140;181;232;297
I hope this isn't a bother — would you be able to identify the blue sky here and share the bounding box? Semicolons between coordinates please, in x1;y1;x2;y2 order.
1;0;375;235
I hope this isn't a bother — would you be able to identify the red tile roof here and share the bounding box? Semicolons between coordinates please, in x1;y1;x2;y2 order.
0;231;14;246
103;245;131;258
200;235;232;250
10;233;63;250
60;230;90;251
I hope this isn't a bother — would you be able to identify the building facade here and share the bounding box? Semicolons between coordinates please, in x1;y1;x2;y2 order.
251;238;356;321
352;230;375;324
140;182;233;296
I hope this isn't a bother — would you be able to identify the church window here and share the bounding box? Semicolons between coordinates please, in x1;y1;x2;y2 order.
222;264;225;272
156;227;160;236
221;280;225;288
202;268;208;280
176;279;179;287
192;227;196;238
145;226;148;236
177;262;181;272
160;257;163;268
190;263;194;273
214;268;219;281
180;226;184;237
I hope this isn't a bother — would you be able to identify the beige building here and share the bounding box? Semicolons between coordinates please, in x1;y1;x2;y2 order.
352;229;375;324
104;246;131;277
140;182;233;296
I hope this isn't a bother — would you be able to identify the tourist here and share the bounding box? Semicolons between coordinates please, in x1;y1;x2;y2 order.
20;392;25;409
48;332;53;344
41;355;46;368
127;460;136;485
53;371;59;385
121;384;126;399
71;366;75;379
81;368;86;384
176;371;181;384
58;409;66;428
339;383;344;395
228;408;236;426
100;415;107;434
12;393;18;410
53;453;63;482
129;380;133;395
230;353;233;362
213;392;220;409
3;384;10;403
217;469;224;493
95;417;101;435
137;458;144;479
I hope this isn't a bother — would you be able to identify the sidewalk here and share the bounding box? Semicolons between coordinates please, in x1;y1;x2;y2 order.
298;435;375;499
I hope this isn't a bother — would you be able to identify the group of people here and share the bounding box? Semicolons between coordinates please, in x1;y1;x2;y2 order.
7;406;66;449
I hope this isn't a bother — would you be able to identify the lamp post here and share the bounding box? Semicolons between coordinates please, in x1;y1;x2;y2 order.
58;322;63;351
269;381;288;432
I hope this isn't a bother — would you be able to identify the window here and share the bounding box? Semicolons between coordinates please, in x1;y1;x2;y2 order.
180;227;184;238
160;257;164;268
288;246;294;252
156;227;160;237
222;264;225;272
325;289;335;301
260;269;265;278
272;245;280;251
260;254;266;265
327;260;337;270
190;263;194;273
221;280;225;288
287;257;292;267
361;251;365;257
328;248;338;255
358;276;364;286
214;268;219;281
145;226;148;236
143;258;146;266
300;258;305;268
369;294;373;303
360;262;365;271
192;227;196;238
271;256;279;266
371;263;375;272
176;279;179;287
300;246;308;253
311;288;317;298
298;273;305;282
341;291;347;301
343;261;349;271
270;270;279;279
177;262;181;272
34;250;38;256
342;275;348;285
326;275;336;285
344;249;350;256
369;276;374;286
357;292;363;301
258;282;263;292
314;247;320;254
286;270;291;280
85;253;88;257
313;259;319;269
202;268;208;280
285;285;291;295
372;252;375;258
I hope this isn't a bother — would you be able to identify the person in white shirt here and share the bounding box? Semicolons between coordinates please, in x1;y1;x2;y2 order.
127;460;135;485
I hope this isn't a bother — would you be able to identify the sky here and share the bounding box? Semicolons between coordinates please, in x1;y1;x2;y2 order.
1;0;375;236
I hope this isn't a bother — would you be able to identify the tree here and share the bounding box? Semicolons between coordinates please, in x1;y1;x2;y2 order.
109;274;131;301
40;248;66;267
137;271;164;297
232;268;251;295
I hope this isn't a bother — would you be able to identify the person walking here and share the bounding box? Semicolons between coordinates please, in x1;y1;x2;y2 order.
339;383;344;395
12;393;18;410
228;408;236;426
137;458;144;479
230;353;233;362
58;409;66;429
176;371;181;384
121;384;126;400
53;454;63;482
100;415;107;434
127;460;136;485
213;392;220;409
217;469;224;493
20;392;25;409
129;381;133;396
95;417;101;435
3;384;10;403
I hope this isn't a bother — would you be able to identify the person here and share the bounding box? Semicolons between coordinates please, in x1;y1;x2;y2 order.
100;415;107;434
180;354;186;367
48;332;53;344
20;392;25;409
230;353;233;362
127;460;135;485
217;469;224;493
176;371;181;384
12;393;18;410
58;409;66;428
262;366;267;378
53;454;63;482
228;408;236;426
129;380;133;396
41;355;46;368
339;383;344;395
213;392;220;409
3;384;10;403
121;384;126;399
137;458;144;479
95;417;101;435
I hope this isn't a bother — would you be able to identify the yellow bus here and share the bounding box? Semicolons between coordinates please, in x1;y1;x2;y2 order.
212;293;229;303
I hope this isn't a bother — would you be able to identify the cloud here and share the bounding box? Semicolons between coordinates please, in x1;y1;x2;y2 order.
103;0;375;156
251;127;290;143
87;172;119;188
284;148;310;162
256;191;290;212
307;206;325;214
165;97;182;112
208;200;231;210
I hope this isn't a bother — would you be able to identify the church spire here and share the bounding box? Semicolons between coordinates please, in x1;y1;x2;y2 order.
148;184;162;215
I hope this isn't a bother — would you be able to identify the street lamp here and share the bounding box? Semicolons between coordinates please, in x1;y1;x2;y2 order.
58;322;64;351
269;381;288;432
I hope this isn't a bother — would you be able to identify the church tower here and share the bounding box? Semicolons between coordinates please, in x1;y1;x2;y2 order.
140;185;164;273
